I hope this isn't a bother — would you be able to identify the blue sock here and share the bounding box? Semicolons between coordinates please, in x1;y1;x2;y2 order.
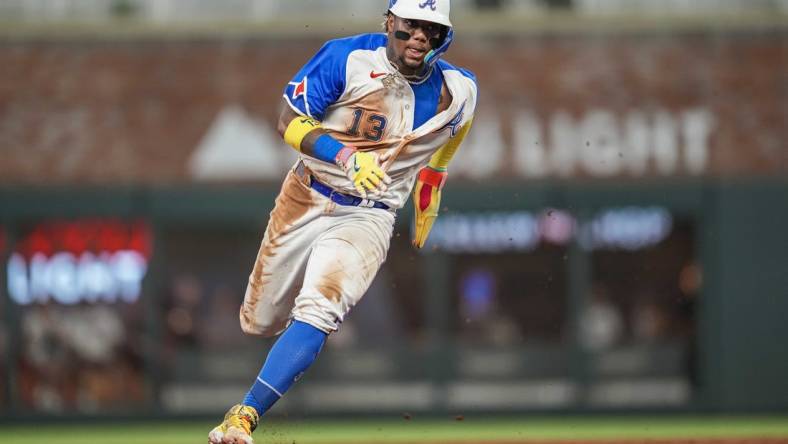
242;320;327;416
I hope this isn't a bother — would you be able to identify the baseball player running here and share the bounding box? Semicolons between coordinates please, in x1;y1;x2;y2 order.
209;1;477;442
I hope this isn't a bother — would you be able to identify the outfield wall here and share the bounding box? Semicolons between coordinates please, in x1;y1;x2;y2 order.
1;27;787;418
1;179;787;417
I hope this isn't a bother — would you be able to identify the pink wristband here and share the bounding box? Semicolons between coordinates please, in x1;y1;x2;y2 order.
335;146;357;168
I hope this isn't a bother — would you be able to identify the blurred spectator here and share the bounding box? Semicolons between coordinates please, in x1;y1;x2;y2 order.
164;274;204;348
59;303;138;412
60;303;125;365
457;268;520;346
631;294;669;343
20;304;75;412
198;284;248;350
579;284;623;351
19;301;147;413
327;268;405;349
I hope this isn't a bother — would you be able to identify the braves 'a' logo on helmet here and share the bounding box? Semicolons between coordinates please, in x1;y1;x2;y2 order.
419;0;437;11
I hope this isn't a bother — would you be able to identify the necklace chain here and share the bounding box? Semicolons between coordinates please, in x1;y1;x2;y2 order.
387;59;433;84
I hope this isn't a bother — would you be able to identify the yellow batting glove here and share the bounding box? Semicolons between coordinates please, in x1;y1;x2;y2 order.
412;166;448;249
336;147;391;199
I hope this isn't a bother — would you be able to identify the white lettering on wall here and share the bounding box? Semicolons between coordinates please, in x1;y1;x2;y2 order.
421;207;674;254
653;110;679;175
187;106;714;181
451;115;505;179
512;111;547;178
623;111;650;175
8;250;148;305
425;212;540;253
512;108;715;178
682;109;714;174
580;109;622;176
551;111;578;178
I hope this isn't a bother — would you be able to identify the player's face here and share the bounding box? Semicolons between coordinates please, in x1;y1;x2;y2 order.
387;15;443;73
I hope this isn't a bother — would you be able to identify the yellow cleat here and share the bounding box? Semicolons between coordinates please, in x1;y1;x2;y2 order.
208;404;260;444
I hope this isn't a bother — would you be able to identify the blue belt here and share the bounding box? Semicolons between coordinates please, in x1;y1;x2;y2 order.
308;175;390;210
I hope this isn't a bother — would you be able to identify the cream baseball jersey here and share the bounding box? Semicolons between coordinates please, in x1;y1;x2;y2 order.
283;33;478;210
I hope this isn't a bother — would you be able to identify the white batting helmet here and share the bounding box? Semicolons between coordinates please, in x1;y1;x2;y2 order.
388;0;452;28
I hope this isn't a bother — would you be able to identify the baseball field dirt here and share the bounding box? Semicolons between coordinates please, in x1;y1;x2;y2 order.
382;440;788;444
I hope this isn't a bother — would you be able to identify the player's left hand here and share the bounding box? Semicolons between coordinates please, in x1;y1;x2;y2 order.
412;166;448;249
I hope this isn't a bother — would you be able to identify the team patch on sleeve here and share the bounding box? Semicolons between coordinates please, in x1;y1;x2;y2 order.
291;78;307;100
286;77;311;116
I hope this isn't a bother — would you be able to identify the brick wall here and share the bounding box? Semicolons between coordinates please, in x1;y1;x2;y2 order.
1;32;785;184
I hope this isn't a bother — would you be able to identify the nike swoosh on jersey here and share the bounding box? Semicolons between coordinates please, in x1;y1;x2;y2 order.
370;71;387;79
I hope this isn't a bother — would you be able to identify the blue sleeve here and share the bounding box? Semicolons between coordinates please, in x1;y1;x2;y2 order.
283;40;348;121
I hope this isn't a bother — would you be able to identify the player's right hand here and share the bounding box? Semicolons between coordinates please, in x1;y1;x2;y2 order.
336;148;391;199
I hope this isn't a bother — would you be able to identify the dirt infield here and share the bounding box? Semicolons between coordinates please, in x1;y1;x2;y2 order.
387;439;788;444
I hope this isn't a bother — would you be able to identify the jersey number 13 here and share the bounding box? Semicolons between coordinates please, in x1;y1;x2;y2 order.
348;108;387;142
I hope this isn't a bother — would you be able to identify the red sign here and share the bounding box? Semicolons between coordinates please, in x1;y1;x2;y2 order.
15;219;151;259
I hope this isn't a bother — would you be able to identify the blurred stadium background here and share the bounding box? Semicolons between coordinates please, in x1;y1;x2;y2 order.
1;0;787;442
